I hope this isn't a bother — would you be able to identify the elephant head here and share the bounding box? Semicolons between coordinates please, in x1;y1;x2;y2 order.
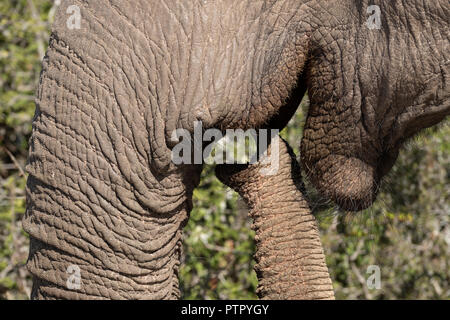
23;0;448;299
299;1;449;211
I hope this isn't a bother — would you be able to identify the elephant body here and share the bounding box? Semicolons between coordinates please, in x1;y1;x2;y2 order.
24;0;449;299
23;0;317;299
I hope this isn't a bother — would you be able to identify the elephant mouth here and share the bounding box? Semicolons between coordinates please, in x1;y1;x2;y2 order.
302;155;381;212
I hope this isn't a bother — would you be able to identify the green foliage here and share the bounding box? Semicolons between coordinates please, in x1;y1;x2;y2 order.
0;0;53;154
0;0;56;299
180;166;258;299
0;0;448;300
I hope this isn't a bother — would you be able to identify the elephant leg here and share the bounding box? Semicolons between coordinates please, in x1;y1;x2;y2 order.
216;136;334;300
25;169;199;300
23;36;202;299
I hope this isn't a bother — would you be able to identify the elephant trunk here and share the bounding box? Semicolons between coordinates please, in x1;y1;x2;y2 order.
216;136;334;299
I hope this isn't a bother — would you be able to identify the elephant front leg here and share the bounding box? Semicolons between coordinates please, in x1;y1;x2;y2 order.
23;64;201;298
216;136;334;300
24;171;194;300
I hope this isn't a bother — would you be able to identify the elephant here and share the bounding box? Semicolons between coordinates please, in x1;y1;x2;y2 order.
23;0;448;299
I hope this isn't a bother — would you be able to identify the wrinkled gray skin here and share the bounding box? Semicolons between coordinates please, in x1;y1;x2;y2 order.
24;0;449;299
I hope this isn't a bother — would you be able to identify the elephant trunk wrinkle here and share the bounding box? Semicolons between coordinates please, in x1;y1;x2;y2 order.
216;136;334;300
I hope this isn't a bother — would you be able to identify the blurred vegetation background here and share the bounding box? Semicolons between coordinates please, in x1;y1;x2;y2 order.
0;0;448;300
